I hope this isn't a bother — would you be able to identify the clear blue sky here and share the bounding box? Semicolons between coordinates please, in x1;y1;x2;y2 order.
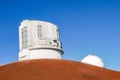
0;0;120;71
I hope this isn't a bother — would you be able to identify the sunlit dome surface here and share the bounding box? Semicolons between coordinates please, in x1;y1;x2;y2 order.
81;55;104;67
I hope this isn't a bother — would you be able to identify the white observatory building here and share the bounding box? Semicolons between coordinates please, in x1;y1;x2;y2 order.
81;55;104;67
18;20;64;60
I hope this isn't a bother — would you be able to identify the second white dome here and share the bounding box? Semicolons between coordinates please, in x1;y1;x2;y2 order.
81;55;104;67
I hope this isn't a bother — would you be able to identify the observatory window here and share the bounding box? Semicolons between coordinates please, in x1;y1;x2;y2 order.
37;25;42;39
61;42;62;48
50;42;52;45
56;28;59;39
21;26;27;49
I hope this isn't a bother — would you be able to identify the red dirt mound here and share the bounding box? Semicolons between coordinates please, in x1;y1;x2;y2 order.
0;59;120;80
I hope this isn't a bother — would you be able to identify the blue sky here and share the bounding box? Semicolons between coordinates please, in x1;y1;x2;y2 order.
0;0;120;71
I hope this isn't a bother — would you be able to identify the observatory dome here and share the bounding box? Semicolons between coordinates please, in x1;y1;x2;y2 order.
18;20;64;60
81;55;104;67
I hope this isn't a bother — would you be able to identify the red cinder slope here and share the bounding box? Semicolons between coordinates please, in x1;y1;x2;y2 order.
0;59;120;80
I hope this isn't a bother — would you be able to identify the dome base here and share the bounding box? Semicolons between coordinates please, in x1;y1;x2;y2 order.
19;48;63;60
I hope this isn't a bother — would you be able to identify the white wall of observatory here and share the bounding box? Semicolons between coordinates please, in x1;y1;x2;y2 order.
19;20;63;60
19;49;62;60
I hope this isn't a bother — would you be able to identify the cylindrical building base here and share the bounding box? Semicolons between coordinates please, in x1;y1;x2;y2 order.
19;48;63;60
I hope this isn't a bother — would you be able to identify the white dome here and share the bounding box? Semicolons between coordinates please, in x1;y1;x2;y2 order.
81;55;104;67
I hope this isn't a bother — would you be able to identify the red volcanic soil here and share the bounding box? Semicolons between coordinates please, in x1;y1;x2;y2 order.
0;59;120;80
